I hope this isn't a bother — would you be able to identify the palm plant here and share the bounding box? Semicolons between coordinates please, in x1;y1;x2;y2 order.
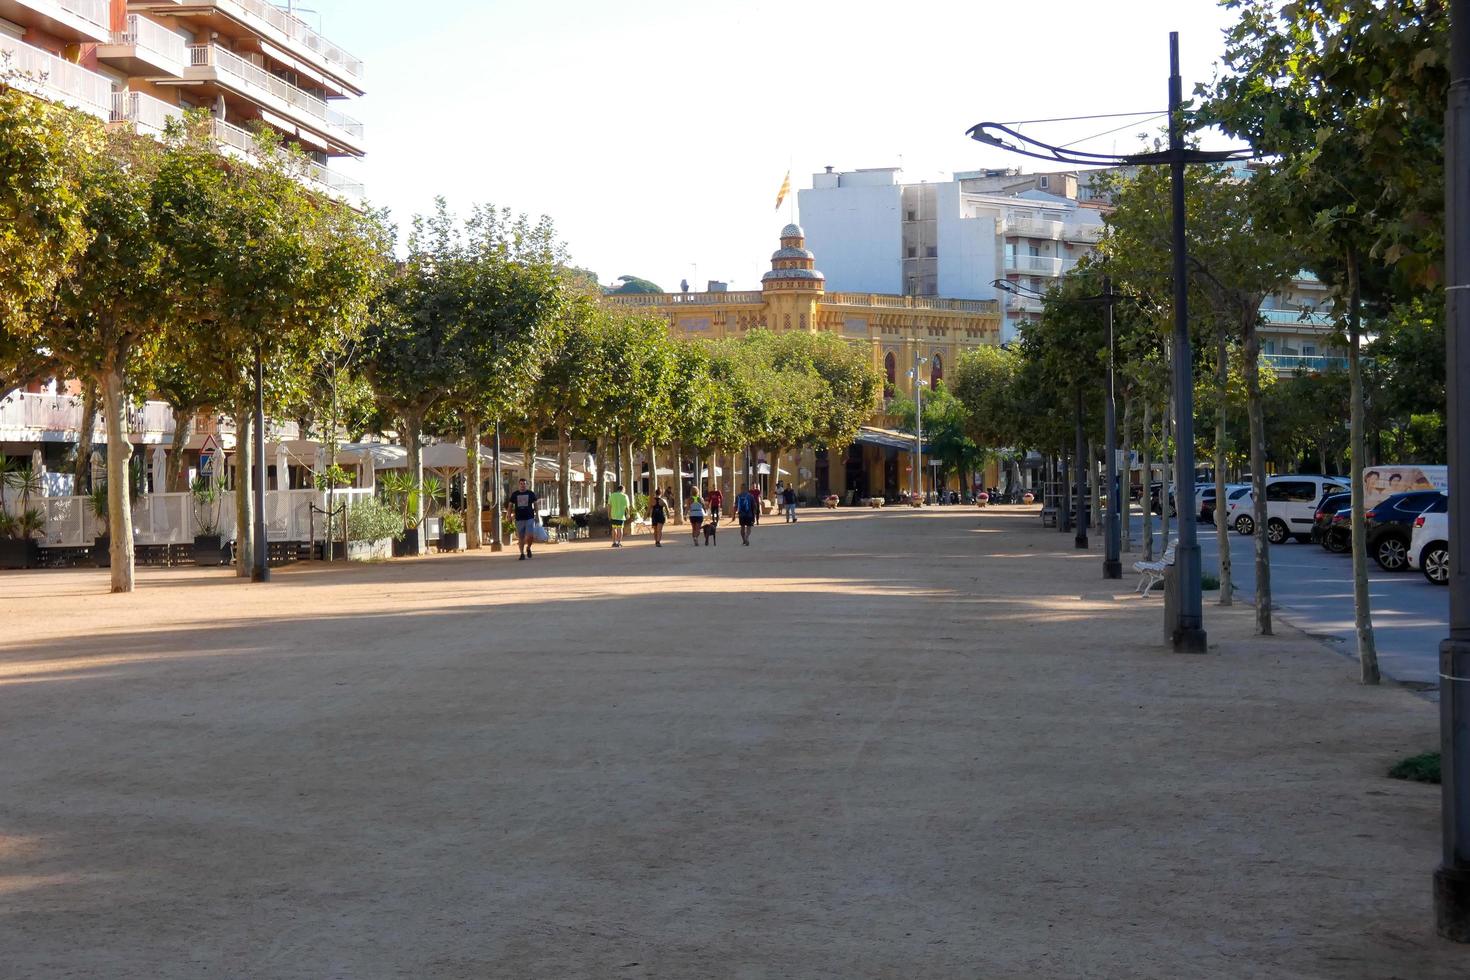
190;476;222;536
89;484;111;538
13;509;44;540
4;462;40;511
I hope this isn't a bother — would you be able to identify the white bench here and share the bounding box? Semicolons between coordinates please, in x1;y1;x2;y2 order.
1133;542;1177;595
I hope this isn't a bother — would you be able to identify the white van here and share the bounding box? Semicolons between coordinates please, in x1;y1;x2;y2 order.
1233;475;1350;544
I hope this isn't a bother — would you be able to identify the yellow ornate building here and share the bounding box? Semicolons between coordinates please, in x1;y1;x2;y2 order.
606;224;1002;500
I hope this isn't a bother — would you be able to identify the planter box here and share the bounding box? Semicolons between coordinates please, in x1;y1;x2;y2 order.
193;534;226;567
438;531;467;553
348;537;393;561
0;538;39;570
93;534;111;568
392;528;421;557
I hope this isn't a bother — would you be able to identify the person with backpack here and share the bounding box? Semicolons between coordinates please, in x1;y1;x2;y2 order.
735;484;758;546
688;490;706;545
650;491;668;547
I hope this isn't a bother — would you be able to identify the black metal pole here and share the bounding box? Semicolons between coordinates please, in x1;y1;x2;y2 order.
1436;0;1470;942
491;419;504;552
1167;32;1205;652
251;343;269;582
1074;386;1088;549
1103;275;1122;578
1059;451;1072;532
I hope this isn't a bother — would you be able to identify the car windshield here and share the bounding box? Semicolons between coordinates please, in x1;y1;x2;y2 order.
1228;488;1251;500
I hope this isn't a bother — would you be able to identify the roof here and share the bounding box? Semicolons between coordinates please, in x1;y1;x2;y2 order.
780;223;804;238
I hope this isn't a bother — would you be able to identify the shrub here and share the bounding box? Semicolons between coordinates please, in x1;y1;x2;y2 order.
586;507;611;528
1201;573;1221;591
441;511;465;534
546;515;575;528
1388;751;1440;784
347;497;405;542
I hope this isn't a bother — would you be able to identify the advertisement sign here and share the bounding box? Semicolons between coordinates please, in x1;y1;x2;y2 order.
1361;465;1447;510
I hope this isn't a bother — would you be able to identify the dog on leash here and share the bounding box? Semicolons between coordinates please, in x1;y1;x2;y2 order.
702;520;718;546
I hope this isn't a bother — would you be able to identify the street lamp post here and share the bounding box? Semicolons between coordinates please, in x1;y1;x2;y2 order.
969;31;1249;650
251;343;269;583
1436;0;1470;941
909;354;928;501
1102;276;1122;579
1074;385;1088;549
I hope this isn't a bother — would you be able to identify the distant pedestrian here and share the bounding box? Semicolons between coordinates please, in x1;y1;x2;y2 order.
736;484;758;546
688;490;706;545
782;484;798;523
608;483;630;548
751;484;762;525
706;485;723;521
650;491;668;547
508;478;538;560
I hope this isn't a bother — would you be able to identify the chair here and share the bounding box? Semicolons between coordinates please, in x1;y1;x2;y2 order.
1133;541;1177;595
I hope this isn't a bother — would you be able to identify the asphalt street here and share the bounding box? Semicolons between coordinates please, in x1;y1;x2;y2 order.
1121;509;1449;686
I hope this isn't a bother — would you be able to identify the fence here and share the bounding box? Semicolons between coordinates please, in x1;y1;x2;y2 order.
32;488;375;548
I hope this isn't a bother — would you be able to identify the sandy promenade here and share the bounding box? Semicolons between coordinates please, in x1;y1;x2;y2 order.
0;506;1462;978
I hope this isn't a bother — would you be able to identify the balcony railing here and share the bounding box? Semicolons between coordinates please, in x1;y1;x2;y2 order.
1001;216;1064;239
111;90;185;136
606;291;764;306
207;0;364;86
17;0;110;36
210;117;366;203
189;44;364;146
826;293;1000;314
1262;353;1348;373
0;391;302;442
1260;307;1336;327
1005;294;1044;314
1063;222;1103;242
1005;254;1071;276
0;33;113;121
110;14;188;69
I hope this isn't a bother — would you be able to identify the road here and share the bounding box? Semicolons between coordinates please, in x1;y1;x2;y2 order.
1122;508;1449;686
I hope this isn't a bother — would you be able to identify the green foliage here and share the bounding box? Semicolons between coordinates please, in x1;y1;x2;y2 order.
1388;751;1441;785
610;275;663;294
346;496;405;542
190;475;222;536
440;511;465;534
313;465;354;491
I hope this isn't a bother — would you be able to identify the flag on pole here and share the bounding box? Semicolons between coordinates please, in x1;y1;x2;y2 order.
774;170;791;211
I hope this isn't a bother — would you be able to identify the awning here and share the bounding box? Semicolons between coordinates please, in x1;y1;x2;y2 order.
853;425;928;453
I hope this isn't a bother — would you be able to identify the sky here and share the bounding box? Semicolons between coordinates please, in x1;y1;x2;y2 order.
306;0;1239;292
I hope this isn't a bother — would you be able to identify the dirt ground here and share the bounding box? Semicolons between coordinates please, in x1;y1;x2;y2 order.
0;506;1463;978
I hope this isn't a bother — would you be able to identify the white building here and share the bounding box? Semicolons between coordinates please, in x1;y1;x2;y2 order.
800;167;1107;342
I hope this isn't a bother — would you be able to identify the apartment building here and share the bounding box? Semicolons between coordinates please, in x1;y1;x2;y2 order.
0;0;363;486
0;0;365;204
800;167;1105;342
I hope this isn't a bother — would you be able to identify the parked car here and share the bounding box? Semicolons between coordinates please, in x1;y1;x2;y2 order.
1149;482;1176;517
1361;490;1445;570
1408;493;1449;585
1221;485;1256;531
1199;483;1250;524
1233;475;1350;543
1312;492;1353;550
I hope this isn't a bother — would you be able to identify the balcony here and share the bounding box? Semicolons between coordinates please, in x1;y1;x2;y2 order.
211;117;366;205
97;14;188;78
0;0;110;43
1001;216;1064;240
1262;353;1348;374
111;90;185;137
1260;307;1336;327
1005;254;1071;276
1005;294;1044;314
137;0;364;93
1063;222;1103;242
187;44;365;154
0;32;113;121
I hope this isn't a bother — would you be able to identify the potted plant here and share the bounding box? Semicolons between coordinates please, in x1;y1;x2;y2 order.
89;484;112;567
438;511;467;552
344;496;400;561
191;476;225;566
0;509;44;569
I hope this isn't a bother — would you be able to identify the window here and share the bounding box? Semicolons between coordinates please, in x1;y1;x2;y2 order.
930;354;943;389
906;210;917;221
1038;176;1050;189
1426;494;1449;514
1302;344;1316;356
925;246;937;258
906;246;917;258
1029;245;1040;257
1266;480;1315;503
884;352;896;399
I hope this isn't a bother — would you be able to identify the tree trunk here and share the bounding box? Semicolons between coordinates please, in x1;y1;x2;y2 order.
166;406;193;493
466;416;482;549
1141;400;1154;561
591;439;606;510
100;366;135;593
672;440;685;524
1088;440;1101;537
1160;396;1172;552
1346;249;1380;684
73;382;98;494
1215;332;1233;606
1244;316;1272;635
1121;396;1133;553
647;440;658;510
404;411;424;556
558;428;572;517
234;398;253;578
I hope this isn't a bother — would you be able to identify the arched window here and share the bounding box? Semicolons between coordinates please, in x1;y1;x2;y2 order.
931;353;943;389
884;352;896;399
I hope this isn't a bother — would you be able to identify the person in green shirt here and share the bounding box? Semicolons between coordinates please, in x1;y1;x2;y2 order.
608;483;630;548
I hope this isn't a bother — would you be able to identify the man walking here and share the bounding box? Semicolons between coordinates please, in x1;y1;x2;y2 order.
509;478;538;560
608;483;630;548
783;483;798;523
735;483;758;546
706;484;723;524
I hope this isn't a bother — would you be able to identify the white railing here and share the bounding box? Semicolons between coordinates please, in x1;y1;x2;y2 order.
1001;216;1065;239
0;33;113;121
825;293;1000;314
48;0;110;32
208;0;365;85
605;291;764;307
1261;353;1348;374
111;90;185;136
1063;222;1103;242
111;14;189;70
1006;254;1065;276
210;117;365;202
1006;294;1044;313
190;44;364;143
1260;307;1335;327
0;392;87;435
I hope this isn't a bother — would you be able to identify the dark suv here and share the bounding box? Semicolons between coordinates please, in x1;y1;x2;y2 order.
1324;490;1444;570
1312;492;1352;551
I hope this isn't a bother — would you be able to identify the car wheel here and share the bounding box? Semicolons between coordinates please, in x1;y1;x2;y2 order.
1324;530;1349;554
1235;514;1255;536
1422;544;1450;585
1373;535;1409;572
1267;518;1290;545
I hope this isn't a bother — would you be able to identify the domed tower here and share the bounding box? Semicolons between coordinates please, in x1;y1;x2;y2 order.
761;224;824;332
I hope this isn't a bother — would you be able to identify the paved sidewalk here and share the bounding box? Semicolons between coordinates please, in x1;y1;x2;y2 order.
0;507;1460;978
